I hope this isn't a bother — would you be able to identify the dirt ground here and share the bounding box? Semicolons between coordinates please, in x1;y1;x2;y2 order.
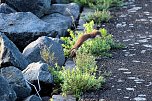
81;0;152;101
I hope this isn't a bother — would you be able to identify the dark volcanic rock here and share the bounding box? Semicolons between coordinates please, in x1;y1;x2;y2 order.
0;12;57;50
23;36;65;66
0;66;31;99
24;95;42;101
5;0;51;17
0;76;17;101
46;3;80;21
22;62;54;97
22;62;53;84
0;32;29;70
42;13;72;37
52;0;70;4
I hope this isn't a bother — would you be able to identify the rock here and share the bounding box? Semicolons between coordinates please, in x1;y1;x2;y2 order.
0;12;57;50
23;62;54;96
99;99;106;101
42;13;72;37
46;3;80;21
0;32;29;70
0;3;16;14
52;95;76;101
0;66;31;99
22;62;53;84
0;76;17;101
23;36;65;66
52;0;70;4
64;58;75;70
41;96;50;101
24;95;42;101
5;0;51;17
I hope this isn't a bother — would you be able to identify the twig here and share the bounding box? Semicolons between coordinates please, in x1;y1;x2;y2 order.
66;8;77;30
26;80;42;100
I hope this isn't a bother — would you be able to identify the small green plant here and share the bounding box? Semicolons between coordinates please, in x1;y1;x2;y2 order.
61;21;96;57
89;0;123;10
83;9;112;25
83;20;95;33
48;52;104;99
40;46;58;64
89;0;111;10
60;52;105;98
110;0;124;8
61;67;104;98
71;0;123;10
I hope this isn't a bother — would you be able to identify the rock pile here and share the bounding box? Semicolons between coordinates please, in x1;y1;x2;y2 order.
0;0;80;100
0;0;80;50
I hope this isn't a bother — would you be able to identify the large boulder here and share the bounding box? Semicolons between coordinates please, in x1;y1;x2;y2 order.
0;12;57;50
5;0;51;17
22;62;54;97
0;3;16;14
23;36;65;66
42;13;72;37
22;62;53;84
24;95;42;101
46;3;80;21
0;76;17;101
0;66;31;99
0;32;29;70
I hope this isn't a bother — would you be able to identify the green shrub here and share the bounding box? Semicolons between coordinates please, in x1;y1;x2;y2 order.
89;0;111;10
61;29;83;57
61;21;124;57
48;52;104;98
61;21;95;57
71;0;123;10
110;0;124;8
83;20;95;33
79;28;124;57
49;64;63;85
60;52;104;98
61;67;104;98
89;0;123;10
83;10;112;25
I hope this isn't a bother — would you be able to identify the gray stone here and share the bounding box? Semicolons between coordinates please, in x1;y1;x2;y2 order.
0;76;17;101
24;95;42;101
52;0;70;4
23;36;65;66
0;66;31;99
0;3;16;14
52;95;76;101
0;12;57;50
22;62;53;84
46;3;80;21
0;32;29;70
42;13;72;36
5;0;51;17
41;96;50;101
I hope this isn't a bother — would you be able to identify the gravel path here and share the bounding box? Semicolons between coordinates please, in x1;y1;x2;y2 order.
81;0;152;101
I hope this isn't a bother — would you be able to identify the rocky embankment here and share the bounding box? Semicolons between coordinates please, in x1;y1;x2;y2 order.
0;0;80;101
